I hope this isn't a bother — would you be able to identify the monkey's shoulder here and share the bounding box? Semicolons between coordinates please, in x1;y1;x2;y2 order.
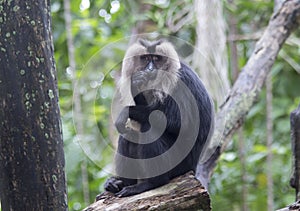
178;62;207;91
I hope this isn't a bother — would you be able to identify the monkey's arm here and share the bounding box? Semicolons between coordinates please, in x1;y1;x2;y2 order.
115;107;130;134
128;105;151;122
114;68;156;133
115;105;150;134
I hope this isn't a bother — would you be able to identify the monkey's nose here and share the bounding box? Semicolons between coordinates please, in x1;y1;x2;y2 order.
146;61;154;72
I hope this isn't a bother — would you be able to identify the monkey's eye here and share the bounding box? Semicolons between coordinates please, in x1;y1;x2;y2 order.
140;55;150;62
152;55;162;62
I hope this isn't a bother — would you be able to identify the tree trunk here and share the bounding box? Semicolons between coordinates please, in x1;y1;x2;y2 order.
193;0;230;104
0;1;67;210
85;172;211;211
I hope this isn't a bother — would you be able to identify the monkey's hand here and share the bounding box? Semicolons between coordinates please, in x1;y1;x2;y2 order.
116;105;149;134
131;70;157;92
104;177;124;193
131;71;148;89
115;107;130;134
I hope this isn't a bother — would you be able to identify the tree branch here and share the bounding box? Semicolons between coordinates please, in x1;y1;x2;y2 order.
83;172;211;211
197;0;300;184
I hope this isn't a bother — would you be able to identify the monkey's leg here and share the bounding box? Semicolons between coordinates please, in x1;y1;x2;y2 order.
105;136;138;194
115;176;170;197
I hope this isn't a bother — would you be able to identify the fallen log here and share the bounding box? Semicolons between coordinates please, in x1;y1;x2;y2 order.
83;171;211;211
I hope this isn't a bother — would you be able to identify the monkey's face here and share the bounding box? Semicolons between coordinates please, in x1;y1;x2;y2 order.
119;40;181;104
138;54;167;72
131;54;168;90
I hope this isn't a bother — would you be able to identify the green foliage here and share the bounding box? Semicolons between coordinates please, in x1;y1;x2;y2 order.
51;0;300;210
211;1;300;210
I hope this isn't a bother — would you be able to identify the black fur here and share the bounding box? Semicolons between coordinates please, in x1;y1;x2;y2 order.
104;62;213;197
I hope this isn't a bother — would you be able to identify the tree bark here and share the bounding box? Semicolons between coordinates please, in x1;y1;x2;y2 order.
193;0;230;103
197;0;300;185
0;1;67;210
84;172;211;211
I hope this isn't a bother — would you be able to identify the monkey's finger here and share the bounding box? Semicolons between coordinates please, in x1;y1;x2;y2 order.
115;189;128;198
104;178;122;193
115;180;123;186
105;182;120;193
115;122;127;134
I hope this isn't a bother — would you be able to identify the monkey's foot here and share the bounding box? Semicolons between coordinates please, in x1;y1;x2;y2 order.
104;177;124;193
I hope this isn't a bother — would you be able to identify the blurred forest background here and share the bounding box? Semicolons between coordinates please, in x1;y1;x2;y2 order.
50;0;300;210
